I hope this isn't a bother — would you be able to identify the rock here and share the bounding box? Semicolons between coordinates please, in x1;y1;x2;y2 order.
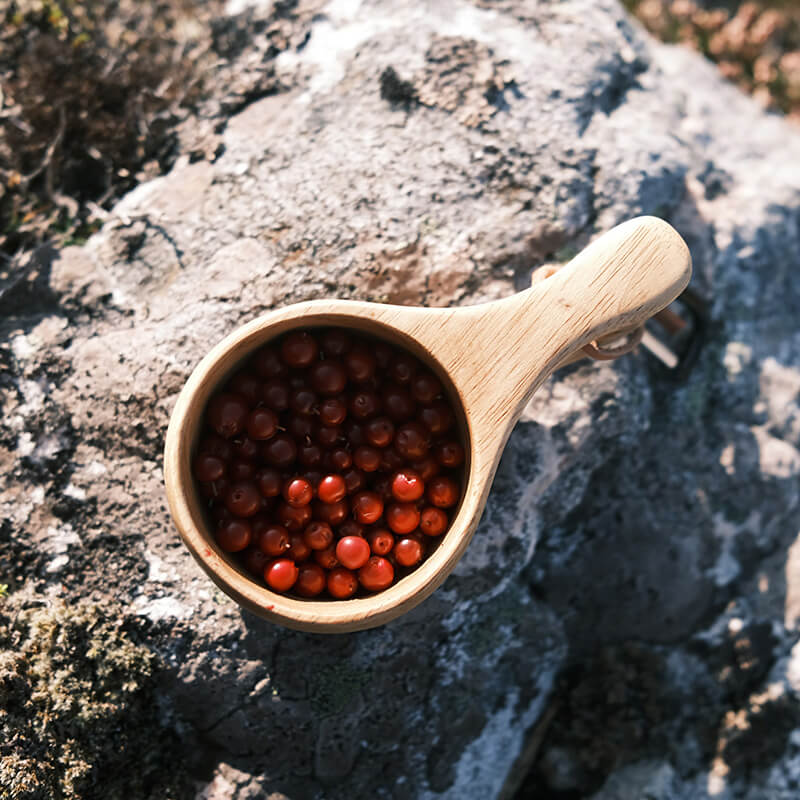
2;0;800;798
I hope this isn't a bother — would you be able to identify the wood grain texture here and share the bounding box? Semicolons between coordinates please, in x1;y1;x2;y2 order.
163;216;691;632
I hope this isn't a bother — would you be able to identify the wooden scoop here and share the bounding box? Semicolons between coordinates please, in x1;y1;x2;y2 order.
164;216;691;632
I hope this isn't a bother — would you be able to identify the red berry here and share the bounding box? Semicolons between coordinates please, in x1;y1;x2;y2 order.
365;417;395;448
367;528;394;556
298;443;323;467
255;467;282;497
310;360;347;396
391;469;424;502
419;401;453;435
411;371;442;404
352;491;384;524
354;445;381;472
246;408;278;440
199;433;233;461
262;434;298;467
426;476;459;508
435;440;465;468
281;331;318;368
329;448;352;471
319;396;347;426
215;518;252;552
243;547;269;576
389;353;418;384
321;329;352;358
315;424;343;449
378;447;404;473
314;499;350;527
258;524;291;556
207;393;249;437
264;558;299;591
395;422;430;460
393;536;424;567
327;567;358;599
283;478;313;507
382;385;415;421
224;481;261;517
350;391;381;420
344;346;376;383
303;521;334;551
253;347;287;379
411;456;440;481
314;544;339;569
286;532;312;562
318;474;346;504
358;556;394;591
290;387;318;416
229;460;256;481
262;378;290;411
386;503;420;535
295;562;326;597
229;372;261;405
194;454;225;482
342;468;366;494
336;536;371;570
277;502;312;532
419;506;448;536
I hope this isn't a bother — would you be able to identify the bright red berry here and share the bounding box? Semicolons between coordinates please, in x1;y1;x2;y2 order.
336;536;371;570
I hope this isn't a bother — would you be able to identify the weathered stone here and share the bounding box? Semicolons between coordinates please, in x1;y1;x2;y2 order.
3;0;800;798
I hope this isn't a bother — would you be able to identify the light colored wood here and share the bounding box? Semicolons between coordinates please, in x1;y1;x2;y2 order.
164;216;691;632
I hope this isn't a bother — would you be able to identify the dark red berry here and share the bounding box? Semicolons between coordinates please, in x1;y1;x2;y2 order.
243;547;269;576
393;536;424;567
224;481;261;517
344;346;376;383
435;440;465;468
215;518;252;552
321;329;352;358
395;422;430;460
389;353;418;384
337;519;364;539
303;521;334;551
290;387;318;416
349;391;381;420
287;415;314;441
318;474;346;504
262;378;290;411
315;424;342;449
233;437;260;461
354;446;381;472
246;408;278;440
386;502;420;534
200;478;229;499
208;393;249;437
365;417;395;448
277;502;312;532
352;491;383;524
367;528;394;556
336;536;371;570
256;467;282;497
427;476;459;508
327;567;358;599
298;443;323;468
281;331;318;368
378;447;404;473
383;385;415;421
258;524;291;557
283;478;313;507
314;499;349;527
253;347;286;379
319;396;347;426
286;532;312;562
264;558;299;591
411;371;442;404
329;448;352;471
419;507;448;536
229;460;256;481
229;372;261;406
411;457;440;482
314;544;339;569
310;360;347;396
358;556;394;591
342;468;366;494
343;421;366;447
263;434;297;467
419;401;453;435
295;562;326;597
373;342;393;369
194;454;225;482
199;433;233;461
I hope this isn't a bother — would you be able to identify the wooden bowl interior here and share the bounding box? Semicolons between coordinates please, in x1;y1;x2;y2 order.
170;310;475;631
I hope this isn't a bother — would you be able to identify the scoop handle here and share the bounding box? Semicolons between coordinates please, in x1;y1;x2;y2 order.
426;216;692;449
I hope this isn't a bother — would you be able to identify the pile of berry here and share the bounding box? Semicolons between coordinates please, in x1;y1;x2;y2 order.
193;328;465;599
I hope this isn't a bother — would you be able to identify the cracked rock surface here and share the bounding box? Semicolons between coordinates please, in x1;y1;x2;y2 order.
2;0;800;798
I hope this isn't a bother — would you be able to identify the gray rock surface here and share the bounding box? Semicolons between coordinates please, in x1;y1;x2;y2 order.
2;0;800;798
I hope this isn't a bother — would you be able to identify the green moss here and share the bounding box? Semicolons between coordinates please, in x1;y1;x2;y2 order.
0;593;190;800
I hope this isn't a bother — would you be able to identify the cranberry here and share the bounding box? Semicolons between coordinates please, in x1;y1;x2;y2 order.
350;391;381;420
344;346;376;383
367;528;394;556
365;417;395;448
253;347;287;379
435;440;465;468
256;467;282;497
215;519;252;552
318;474;346;504
314;499;349;527
419;506;448;536
427;476;459;508
394;536;424;567
411;371;442;404
243;547;269;576
295;562;326;597
395;422;430;460
314;544;339;569
283;478;313;507
336;536;371;570
419;401;453;435
224;481;261;517
246;408;278;440
352;491;384;524
354;445;381;472
382;385;415;421
386;503;420;535
277;502;312;532
327;567;358;599
358;556;394;591
207;393;249;438
319;396;347;426
257;523;291;557
262;378;290;411
263;434;297;468
281;331;318;368
391;469;424;502
286;532;312;562
194;454;225;482
321;329;352;358
310;360;347;396
264;558;299;591
390;353;418;384
303;521;334;551
229;371;261;406
229;460;256;481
